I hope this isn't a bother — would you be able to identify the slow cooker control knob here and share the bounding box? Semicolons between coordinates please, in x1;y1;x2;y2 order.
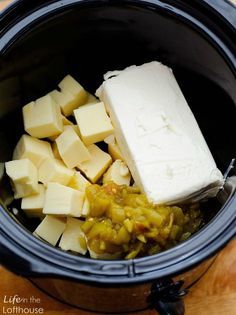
147;279;188;315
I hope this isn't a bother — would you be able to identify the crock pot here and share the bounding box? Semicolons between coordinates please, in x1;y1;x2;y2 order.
0;0;235;314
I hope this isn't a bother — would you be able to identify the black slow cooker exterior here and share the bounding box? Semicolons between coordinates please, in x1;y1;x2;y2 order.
0;0;235;314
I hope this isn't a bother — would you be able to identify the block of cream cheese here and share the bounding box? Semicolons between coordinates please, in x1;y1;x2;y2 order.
59;217;87;255
55;127;90;168
34;215;66;246
74;102;114;145
5;159;39;199
13;134;53;167
43;183;84;217
38;158;74;186
77;144;112;183
96;61;224;204
23;95;63;138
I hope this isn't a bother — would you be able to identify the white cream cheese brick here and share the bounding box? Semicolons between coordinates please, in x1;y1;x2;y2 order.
96;61;224;204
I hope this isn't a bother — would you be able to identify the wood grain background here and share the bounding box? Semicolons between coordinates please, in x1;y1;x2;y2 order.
0;0;236;314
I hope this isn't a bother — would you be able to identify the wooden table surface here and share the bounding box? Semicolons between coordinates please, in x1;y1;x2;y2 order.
0;0;236;314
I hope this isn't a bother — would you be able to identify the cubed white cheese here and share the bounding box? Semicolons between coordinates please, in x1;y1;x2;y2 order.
21;184;45;217
85;93;99;105
50;89;81;117
23;95;63;138
96;61;224;204
13;182;38;200
51;142;61;160
68;171;91;192
108;141;124;161
47;113;73;142
13;134;53;167
104;135;115;144
74;102;114;145
5;159;39;199
34;215;66;246
61;114;73;126
103;160;131;186
55;127;91;169
43;183;84;217
38;158;74;186
59;217;87;254
81;198;90;216
58;75;87;110
63;124;80;136
77;144;112;183
48;121;77;142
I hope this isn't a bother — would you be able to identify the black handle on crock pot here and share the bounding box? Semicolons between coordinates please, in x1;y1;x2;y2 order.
148;279;187;315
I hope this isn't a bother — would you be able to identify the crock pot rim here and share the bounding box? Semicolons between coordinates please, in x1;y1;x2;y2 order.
0;193;236;285
0;0;236;285
0;0;236;67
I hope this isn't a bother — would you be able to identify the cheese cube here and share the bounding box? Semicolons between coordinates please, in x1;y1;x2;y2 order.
59;217;87;254
71;93;98;117
86;93;99;105
68;171;91;192
63;124;80;136
77;144;112;183
104;135;115;144
61;115;73;125
6;159;36;183
13;134;53;167
23;95;63;138
34;215;66;246
55;128;91;169
52;142;61;160
58;75;87;110
108;141;124;161
103;160;131;186
43;183;84;217
38;158;74;186
81;198;90;216
47;117;75;142
50;89;80;117
74;102;114;145
21;184;45;217
13;182;38;200
5;159;38;199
